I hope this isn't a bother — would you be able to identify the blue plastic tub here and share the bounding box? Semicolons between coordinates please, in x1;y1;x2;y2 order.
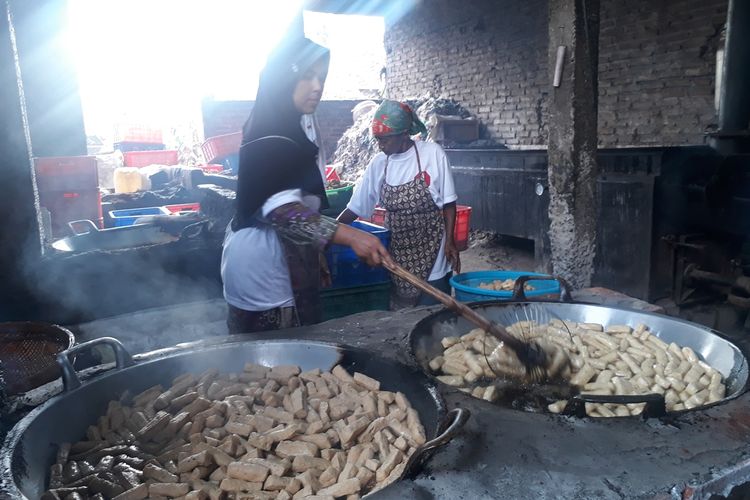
325;220;391;289
450;271;560;302
109;206;169;227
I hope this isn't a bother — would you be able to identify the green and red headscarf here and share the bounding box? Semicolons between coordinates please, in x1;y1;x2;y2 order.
371;100;427;138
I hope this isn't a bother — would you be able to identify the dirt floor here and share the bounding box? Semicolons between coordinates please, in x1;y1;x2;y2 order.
460;231;538;273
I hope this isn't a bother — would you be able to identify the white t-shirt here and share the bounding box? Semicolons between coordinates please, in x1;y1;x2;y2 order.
346;141;458;281
221;189;320;312
223;119;325;313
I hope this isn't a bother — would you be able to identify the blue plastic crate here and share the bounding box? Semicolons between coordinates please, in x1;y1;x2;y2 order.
109;206;169;227
113;142;166;153
325;220;391;289
450;271;561;302
216;153;240;174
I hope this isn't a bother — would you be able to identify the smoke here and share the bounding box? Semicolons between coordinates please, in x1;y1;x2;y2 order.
74;298;229;356
20;234;225;333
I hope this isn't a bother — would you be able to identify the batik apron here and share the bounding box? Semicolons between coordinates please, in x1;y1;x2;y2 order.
380;145;444;309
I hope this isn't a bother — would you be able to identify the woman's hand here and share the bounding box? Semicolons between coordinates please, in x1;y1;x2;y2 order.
332;224;392;267
445;240;461;274
350;232;391;267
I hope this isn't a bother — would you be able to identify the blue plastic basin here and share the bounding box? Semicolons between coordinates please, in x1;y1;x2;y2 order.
109;206;169;227
450;271;560;302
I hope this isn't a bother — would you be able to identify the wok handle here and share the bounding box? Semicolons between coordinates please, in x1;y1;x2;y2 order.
564;393;667;419
512;275;574;302
423;407;471;451
68;219;100;236
56;337;135;392
179;220;209;240
403;408;470;477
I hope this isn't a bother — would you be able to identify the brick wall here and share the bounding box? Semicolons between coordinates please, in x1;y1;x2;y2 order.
598;0;726;145
384;0;728;147
201;99;358;164
385;0;548;146
201;99;252;139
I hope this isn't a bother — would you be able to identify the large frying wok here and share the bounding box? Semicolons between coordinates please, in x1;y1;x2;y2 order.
51;220;177;253
51;219;207;253
0;338;469;499
411;277;749;417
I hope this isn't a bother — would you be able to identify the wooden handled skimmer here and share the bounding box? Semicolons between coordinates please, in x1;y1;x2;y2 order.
382;259;570;381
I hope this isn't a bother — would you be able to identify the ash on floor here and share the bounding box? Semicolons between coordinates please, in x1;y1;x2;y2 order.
461;231;537;273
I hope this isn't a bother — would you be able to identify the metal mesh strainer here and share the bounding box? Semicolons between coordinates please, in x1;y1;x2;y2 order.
0;322;74;395
480;302;574;380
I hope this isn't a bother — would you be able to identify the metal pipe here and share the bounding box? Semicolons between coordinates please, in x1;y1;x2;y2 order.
686;270;750;294
553;45;566;87
686;267;734;288
736;276;750;294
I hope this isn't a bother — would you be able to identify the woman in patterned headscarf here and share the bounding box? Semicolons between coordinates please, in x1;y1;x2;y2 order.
338;100;461;309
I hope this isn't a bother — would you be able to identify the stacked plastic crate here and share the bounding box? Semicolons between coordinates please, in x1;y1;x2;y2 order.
122;149;178;168
322;221;392;320
201;132;242;174
113;124;166;153
34;156;102;238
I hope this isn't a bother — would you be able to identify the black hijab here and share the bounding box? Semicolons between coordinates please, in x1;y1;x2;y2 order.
234;37;331;229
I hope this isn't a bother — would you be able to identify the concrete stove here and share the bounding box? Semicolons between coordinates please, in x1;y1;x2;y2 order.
5;302;750;499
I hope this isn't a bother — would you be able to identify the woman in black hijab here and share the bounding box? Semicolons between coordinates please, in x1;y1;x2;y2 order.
221;36;390;334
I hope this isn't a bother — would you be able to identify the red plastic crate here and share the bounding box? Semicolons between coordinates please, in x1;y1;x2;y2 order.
325;166;340;183
114;124;163;144
164;203;200;214
454;205;472;251
371;207;386;226
34;156;98;192
123;150;179;168
368;205;472;251
200;164;224;174
39;189;102;238
201;132;242;163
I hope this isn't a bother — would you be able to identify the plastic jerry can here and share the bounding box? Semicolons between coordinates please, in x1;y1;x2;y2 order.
114;167;147;193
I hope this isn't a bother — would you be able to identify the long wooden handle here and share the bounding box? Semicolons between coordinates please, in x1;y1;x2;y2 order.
382;260;527;354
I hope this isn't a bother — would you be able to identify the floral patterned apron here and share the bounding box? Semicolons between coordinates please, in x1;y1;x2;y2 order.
380;144;444;309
